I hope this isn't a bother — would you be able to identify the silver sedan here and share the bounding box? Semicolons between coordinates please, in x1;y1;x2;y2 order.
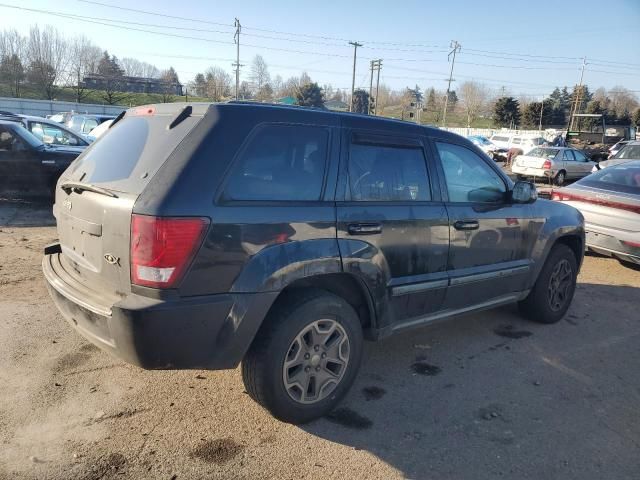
552;160;640;266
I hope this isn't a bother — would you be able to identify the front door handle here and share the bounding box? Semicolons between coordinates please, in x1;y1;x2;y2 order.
348;223;382;235
454;220;479;231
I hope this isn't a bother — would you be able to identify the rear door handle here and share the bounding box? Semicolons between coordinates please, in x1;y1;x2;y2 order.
348;223;382;235
454;220;479;231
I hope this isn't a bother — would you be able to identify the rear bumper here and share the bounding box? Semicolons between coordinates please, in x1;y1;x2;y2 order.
511;165;554;178
43;251;277;370
585;227;640;265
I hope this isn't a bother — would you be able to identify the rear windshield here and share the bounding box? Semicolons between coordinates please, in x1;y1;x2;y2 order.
527;148;559;159
614;144;640;159
578;163;640;195
66;114;200;194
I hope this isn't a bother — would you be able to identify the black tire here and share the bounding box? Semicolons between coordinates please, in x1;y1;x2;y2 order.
518;244;577;324
241;289;363;424
554;170;566;186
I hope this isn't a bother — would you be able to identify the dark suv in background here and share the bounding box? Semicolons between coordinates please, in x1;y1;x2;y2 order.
43;103;584;423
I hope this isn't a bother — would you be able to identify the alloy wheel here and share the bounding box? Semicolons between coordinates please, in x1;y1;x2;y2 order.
547;259;573;311
282;319;350;404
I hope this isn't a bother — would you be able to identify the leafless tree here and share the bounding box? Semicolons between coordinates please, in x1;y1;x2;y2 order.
0;29;27;97
204;66;232;102
249;55;270;93
66;36;101;102
459;81;489;127
119;58;159;79
26;25;68;100
609;86;639;119
374;84;391;114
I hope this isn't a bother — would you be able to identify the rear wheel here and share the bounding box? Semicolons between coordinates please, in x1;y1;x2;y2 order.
241;290;363;424
554;170;566;186
519;244;577;324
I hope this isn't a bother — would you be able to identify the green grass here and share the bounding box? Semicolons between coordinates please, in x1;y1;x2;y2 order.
378;104;495;128
0;83;209;107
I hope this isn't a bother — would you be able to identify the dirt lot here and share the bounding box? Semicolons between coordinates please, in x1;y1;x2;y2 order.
1;198;639;480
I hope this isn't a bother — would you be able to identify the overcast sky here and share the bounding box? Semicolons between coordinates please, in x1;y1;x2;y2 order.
1;0;639;98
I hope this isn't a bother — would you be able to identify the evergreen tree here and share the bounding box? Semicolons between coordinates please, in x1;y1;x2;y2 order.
493;97;521;128
351;89;370;114
295;82;324;108
426;87;436;111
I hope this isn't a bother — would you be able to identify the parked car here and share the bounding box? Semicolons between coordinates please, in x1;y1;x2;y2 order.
593;141;640;172
85;119;114;142
552;160;640;266
467;135;507;161
0;112;91;148
511;146;597;186
489;133;547;154
0;120;83;193
66;114;118;135
43;103;584;424
608;140;631;159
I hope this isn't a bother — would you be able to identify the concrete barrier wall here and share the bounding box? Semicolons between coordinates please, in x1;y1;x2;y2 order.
0;97;125;118
442;127;557;138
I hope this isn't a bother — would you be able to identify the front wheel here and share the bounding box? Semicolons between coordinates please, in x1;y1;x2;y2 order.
241;290;363;424
518;244;577;324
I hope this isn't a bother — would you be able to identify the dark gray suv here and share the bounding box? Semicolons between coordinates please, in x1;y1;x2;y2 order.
43;103;584;423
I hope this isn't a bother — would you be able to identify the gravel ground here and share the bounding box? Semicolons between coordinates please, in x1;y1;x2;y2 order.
1;199;639;480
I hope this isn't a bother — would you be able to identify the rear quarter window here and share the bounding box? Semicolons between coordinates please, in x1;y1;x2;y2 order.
223;124;329;201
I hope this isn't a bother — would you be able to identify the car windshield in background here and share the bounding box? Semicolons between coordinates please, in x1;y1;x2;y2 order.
531;138;546;146
578;162;640;195
527;147;559;159
614;145;640;159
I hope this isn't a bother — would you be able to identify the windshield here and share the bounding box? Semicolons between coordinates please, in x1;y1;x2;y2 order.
530;137;546;146
579;162;640;194
526;147;559;159
614;144;640;160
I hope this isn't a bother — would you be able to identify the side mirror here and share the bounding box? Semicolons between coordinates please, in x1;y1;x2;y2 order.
511;181;537;204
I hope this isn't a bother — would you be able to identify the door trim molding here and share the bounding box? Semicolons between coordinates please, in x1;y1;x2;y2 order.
449;264;530;286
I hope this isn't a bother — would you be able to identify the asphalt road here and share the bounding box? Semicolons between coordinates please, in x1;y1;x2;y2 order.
1;200;639;480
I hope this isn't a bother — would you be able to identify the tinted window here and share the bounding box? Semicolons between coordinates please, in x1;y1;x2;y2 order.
68;114;200;194
436;142;506;203
348;142;430;201
578;163;640;194
563;150;575;161
224;125;328;201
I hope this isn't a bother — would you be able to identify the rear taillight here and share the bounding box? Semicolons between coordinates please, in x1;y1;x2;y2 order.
130;215;209;289
542;160;552;170
621;240;640;249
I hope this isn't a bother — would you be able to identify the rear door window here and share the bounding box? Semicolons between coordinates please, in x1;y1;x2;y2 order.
563;150;576;161
223;124;329;201
347;142;431;201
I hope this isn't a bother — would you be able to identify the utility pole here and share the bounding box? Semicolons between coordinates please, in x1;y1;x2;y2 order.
375;59;382;115
349;41;363;112
368;59;382;115
442;40;461;127
569;56;587;131
233;18;242;100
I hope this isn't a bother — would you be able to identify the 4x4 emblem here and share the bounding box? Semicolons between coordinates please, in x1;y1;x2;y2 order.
104;254;119;265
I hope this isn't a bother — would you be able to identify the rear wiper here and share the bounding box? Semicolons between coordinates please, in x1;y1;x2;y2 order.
60;181;118;198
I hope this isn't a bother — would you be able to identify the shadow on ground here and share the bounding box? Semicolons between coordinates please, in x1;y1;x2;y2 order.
303;283;640;479
0;195;54;227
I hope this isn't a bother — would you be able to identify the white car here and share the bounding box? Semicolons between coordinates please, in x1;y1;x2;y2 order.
85;119;114;142
511;147;597;186
489;134;547;155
